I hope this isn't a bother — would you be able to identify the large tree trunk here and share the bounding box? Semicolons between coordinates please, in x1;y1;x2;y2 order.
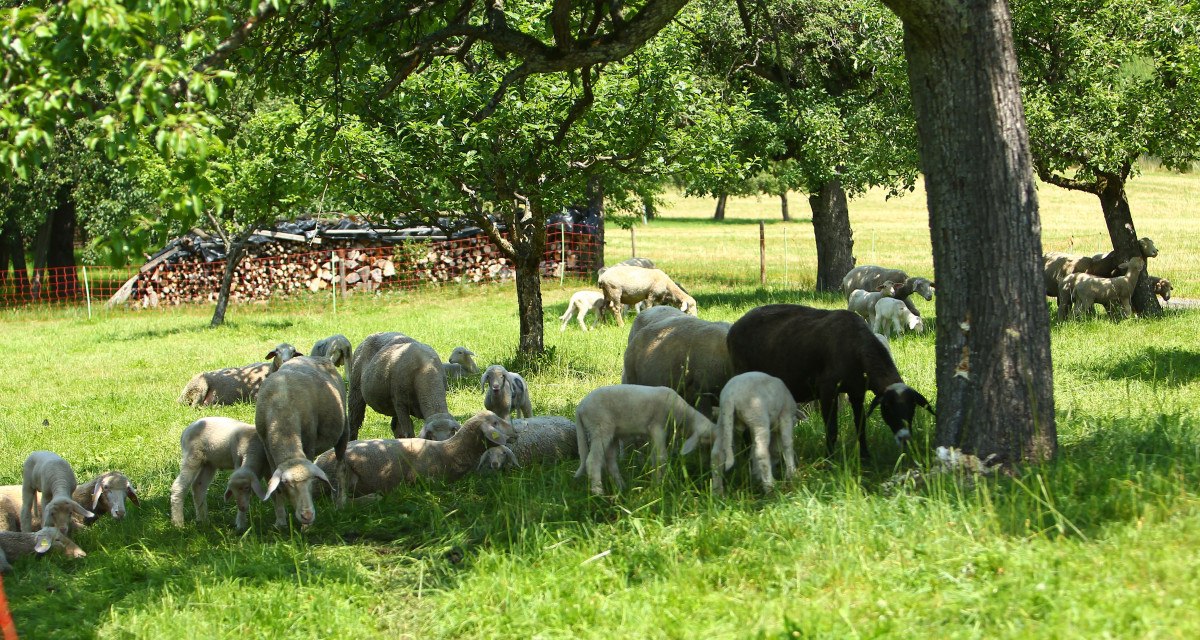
1098;169;1161;316
210;239;246;328
29;208;53;300
515;201;549;355
713;193;728;221
0;217;31;297
587;176;605;277
46;183;79;300
808;179;855;293
884;0;1056;464
780;192;791;222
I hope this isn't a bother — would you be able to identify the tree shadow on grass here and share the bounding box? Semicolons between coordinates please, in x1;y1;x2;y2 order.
1080;347;1200;388
653;216;813;226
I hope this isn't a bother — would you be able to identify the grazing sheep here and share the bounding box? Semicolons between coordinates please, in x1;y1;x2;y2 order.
476;416;578;473
348;332;460;441
256;356;350;527
598;265;697;327
727;304;934;459
847;282;897;322
683;372;797;495
0;527;86;574
20;451;93;533
176;343;300;407
315;411;518;497
842;266;935;316
72;472;140;525
573;385;717;495
1148;276;1172;302
871;297;925;338
559;290;610;331
170;417;272;530
1059;257;1145;320
481;364;533;420
443;346;480;382
310;335;353;373
622;305;733;417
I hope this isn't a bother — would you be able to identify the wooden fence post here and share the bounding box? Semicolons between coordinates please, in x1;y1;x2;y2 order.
759;221;766;287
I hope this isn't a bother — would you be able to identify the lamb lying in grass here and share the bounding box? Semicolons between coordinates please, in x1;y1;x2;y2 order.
0;527;86;573
476;416;577;473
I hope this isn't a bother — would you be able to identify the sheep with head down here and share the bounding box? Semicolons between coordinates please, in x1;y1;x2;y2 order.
255;355;349;528
177;343;301;407
622;305;732;418
311;334;353;373
348;332;460;441
597;265;697;327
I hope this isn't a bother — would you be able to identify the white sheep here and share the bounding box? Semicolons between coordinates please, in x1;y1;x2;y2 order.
558;290;609;331
315;411;518;497
348;332;460;441
871;296;925;337
170;417;273;530
573;385;717;495
20;451;93;533
176;343;300;407
310;335;353;373
847;282;897;322
597;265;697;327
683;372;798;495
256;355;350;527
0;527;86;574
622;305;732;417
1059;257;1145;320
476;416;577;473
481;364;533;420
72;471;140;524
443;346;480;382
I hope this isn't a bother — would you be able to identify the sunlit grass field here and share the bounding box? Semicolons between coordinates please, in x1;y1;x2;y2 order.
1;168;1198;638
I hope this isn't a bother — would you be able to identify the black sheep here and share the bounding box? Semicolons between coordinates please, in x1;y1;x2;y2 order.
726;304;933;459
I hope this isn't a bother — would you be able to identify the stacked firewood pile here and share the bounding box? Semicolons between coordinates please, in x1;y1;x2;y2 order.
107;217;597;309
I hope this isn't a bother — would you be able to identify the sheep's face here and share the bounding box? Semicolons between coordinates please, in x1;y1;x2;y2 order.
45;497;94;532
907;315;925;333
1139;237;1159;258
264;460;332;526
91;472;139;520
225;469;266;512
449;347;478;373
266;343;302;372
1154;279;1173;301
419;415;461;441
33;526;86;559
876;383;933;448
913;278;935;301
467;410;518;446
482;366;509;396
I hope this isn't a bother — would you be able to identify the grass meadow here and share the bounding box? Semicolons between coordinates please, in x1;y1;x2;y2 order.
1;167;1199;638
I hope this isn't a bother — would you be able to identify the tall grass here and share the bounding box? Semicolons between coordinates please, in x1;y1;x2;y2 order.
1;169;1198;638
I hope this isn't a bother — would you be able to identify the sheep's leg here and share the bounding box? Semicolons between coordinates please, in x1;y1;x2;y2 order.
333;427;349;509
19;485;36;533
587;434;612;495
752;427;775;493
847;389;869;460
192;465;217;524
272;494;289;528
391;413;415;439
605;443;625;492
710;440;726;496
347;386;367;441
819;390;840;458
650;428;668;485
170;462;202;527
778;413;797;481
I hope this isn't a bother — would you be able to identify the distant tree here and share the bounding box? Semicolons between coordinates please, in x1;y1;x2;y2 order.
1013;0;1200;315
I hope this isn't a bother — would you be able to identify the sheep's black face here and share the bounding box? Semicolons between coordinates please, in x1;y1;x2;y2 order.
879;384;931;447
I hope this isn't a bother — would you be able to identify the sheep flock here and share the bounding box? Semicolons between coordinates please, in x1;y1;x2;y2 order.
1;241;1170;574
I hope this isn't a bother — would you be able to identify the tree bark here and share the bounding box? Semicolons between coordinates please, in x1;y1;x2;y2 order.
808;179;855;293
713;193;728;221
46;183;79;300
515;201;549;355
883;0;1056;464
29;206;53;300
780;191;790;222
0;217;28;295
1097;170;1161;316
587;176;605;277
210;238;246;328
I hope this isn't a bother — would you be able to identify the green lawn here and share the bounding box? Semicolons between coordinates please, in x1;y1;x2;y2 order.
1;168;1198;639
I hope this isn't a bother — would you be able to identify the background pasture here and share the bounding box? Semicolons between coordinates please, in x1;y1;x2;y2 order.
1;168;1198;638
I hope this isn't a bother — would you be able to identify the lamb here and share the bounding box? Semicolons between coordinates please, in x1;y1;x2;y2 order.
871;297;926;338
622;305;732;417
1059;257;1145;320
682;372;797;495
176;343;301;407
310;334;353;373
559;290;610;331
170;417;272;530
348;332;461;441
727;304;934;459
841;265;935;316
314;410;518;497
443;346;480;382
847;282;897;322
256;355;350;527
0;527;86;574
1148;276;1172;302
72;471;140;524
481;364;533;420
597;265;697;327
573;384;717;495
20;451;94;533
1043;237;1158;296
476;416;577;473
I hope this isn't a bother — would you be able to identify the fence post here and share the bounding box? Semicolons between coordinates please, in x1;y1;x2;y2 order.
560;225;566;286
339;251;347;301
759;221;766;287
82;267;92;320
331;251;338;315
783;225;788;288
631;226;636;258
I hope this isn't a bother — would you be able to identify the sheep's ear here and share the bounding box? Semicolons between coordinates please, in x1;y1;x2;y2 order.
126;485;140;506
680;433;700;456
501;445;520;469
91;483;105;510
476;452;491;472
249;476;266;500
866;395;883;419
223;486;234;502
481;424;507;446
263;469;283;500
34;531;54;554
266;350;278;360
69;500;95;520
311;464;335;494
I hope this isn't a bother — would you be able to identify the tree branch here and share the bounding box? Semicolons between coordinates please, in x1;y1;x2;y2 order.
168;0;281;98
